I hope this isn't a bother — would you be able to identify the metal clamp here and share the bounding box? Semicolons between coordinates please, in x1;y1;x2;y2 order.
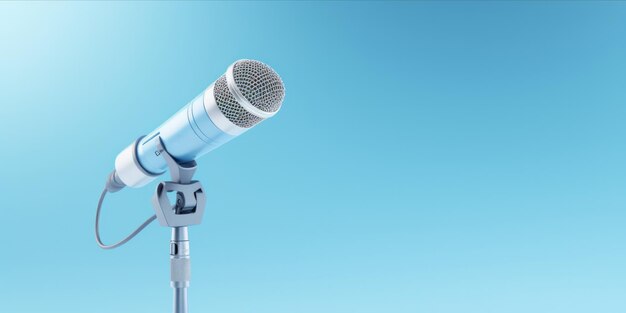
151;138;206;227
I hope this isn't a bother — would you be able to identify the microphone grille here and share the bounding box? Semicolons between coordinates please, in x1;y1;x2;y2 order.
232;60;285;114
214;76;263;128
213;60;285;128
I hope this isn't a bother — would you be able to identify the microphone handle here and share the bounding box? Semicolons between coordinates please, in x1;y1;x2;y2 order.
114;84;240;188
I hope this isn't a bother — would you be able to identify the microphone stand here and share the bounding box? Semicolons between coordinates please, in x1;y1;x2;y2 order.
152;139;206;313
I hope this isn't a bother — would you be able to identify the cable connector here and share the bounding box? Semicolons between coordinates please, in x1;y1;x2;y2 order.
106;170;126;193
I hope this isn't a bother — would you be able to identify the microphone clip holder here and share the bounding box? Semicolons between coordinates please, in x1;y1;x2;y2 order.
151;138;206;227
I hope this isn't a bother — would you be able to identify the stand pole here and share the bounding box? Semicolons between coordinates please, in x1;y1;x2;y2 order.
171;226;190;313
151;138;205;313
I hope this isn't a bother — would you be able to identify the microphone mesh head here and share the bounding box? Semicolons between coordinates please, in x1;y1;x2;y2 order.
233;60;285;113
213;60;285;128
214;76;262;128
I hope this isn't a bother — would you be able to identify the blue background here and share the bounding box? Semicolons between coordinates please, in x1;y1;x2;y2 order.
1;2;626;313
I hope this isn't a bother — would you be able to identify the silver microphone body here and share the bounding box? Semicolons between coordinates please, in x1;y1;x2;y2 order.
112;60;285;189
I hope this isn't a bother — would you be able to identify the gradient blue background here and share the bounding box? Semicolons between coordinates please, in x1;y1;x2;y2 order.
1;2;626;312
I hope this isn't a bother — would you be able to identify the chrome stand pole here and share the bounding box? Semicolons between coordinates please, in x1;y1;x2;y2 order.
151;139;204;313
171;226;190;313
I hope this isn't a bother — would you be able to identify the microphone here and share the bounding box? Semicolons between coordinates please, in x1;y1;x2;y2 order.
95;59;286;310
107;59;285;191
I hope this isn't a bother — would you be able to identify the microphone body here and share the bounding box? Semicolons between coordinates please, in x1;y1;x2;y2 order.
111;60;285;189
138;86;236;174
